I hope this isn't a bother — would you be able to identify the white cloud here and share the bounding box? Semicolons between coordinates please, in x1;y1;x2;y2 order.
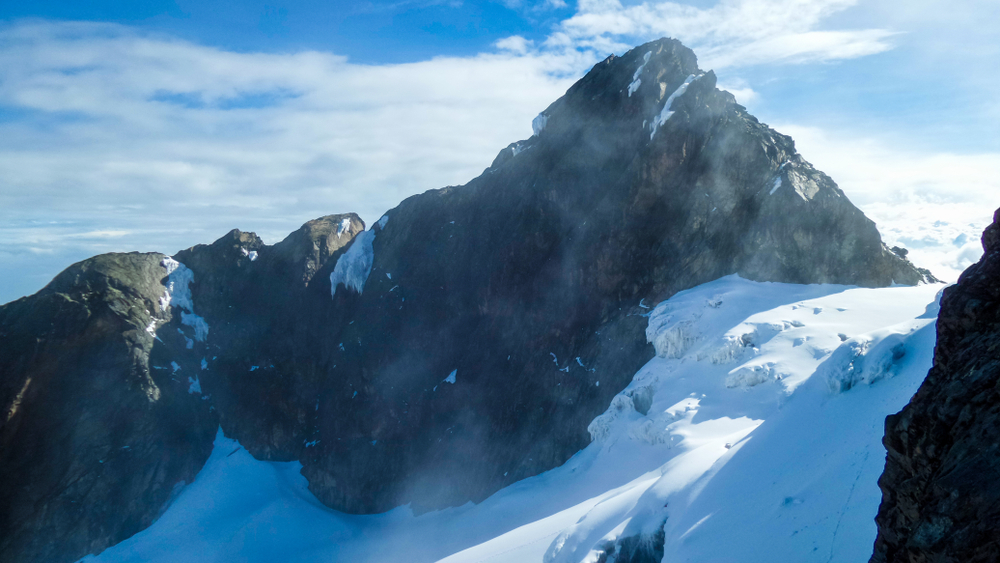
495;35;535;54
716;78;757;105
551;0;897;68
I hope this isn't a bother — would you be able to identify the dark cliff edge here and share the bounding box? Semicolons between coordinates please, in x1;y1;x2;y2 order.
871;207;1000;563
1;38;930;563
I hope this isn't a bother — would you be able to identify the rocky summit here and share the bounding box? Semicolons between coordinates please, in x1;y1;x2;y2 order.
0;38;930;563
871;208;1000;563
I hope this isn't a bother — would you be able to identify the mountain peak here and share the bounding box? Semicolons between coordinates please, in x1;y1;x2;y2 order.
0;38;935;563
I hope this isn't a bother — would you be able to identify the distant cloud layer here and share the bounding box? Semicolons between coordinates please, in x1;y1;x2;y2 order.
0;0;996;302
549;0;897;67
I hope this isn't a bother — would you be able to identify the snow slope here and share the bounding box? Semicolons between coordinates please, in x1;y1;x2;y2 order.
85;275;942;563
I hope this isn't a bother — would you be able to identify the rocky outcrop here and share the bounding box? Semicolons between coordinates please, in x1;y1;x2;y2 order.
871;208;1000;563
1;38;931;563
0;253;217;563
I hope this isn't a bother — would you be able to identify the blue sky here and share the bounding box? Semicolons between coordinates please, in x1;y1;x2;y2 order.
1;0;998;303
1;0;568;62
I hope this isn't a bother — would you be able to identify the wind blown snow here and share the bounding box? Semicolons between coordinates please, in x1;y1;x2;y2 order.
330;229;376;297
650;74;702;140
89;275;942;563
159;257;209;341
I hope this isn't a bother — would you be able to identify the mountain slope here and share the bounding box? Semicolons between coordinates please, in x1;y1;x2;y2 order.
82;277;943;563
0;37;929;563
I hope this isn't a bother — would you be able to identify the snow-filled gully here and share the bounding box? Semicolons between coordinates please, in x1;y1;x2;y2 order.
88;275;943;563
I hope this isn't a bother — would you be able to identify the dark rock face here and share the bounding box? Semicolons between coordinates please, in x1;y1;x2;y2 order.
0;253;217;563
871;208;1000;563
172;213;363;461
0;38;929;563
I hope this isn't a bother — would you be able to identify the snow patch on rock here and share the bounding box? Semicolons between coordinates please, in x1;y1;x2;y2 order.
159;257;209;341
628;51;652;97
769;176;782;195
650;74;702;140
330;229;376;297
532;113;548;136
337;217;352;237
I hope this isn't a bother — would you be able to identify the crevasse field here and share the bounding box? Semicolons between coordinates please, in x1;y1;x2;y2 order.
85;275;943;563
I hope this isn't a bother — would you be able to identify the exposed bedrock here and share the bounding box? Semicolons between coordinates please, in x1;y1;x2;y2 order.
0;253;217;563
871;208;1000;563
0;38;930;563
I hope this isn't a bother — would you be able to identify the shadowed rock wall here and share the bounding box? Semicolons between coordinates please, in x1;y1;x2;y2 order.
871;208;1000;563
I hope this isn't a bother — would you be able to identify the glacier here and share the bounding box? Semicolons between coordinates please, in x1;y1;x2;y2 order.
86;275;942;563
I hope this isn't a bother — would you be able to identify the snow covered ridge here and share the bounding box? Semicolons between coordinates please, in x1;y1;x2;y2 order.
156;257;209;341
89;275;942;563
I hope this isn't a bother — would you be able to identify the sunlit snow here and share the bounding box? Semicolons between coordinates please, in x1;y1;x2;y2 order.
88;275;942;563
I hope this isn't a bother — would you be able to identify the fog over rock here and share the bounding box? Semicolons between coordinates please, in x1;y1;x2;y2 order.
0;38;930;563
